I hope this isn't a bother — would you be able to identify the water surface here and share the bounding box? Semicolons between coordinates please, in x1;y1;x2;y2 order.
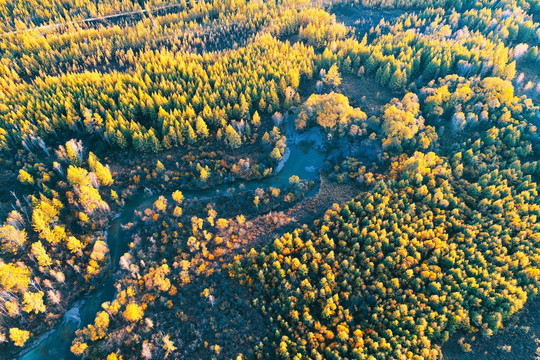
18;120;325;360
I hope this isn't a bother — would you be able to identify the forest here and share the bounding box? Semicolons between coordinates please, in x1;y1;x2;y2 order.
0;0;539;359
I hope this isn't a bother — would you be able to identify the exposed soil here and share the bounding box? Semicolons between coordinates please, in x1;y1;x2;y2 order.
442;296;540;360
243;176;359;250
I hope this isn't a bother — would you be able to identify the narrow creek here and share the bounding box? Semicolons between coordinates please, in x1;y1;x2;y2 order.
17;119;326;360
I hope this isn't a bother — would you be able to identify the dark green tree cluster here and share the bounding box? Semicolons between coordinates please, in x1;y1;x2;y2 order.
0;0;280;81
318;0;540;95
336;0;539;13
0;34;313;153
231;60;540;357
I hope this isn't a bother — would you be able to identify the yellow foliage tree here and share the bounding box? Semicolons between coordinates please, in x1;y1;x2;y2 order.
172;190;184;204
18;169;34;185
0;263;30;292
107;353;124;360
22;291;46;314
5;300;20;317
90;240;109;262
162;334;177;358
10;328;30;347
323;64;342;88
71;341;88;356
0;224;27;253
215;218;229;229
66;236;83;253
88;152;114;186
31;241;52;267
123;303;144;322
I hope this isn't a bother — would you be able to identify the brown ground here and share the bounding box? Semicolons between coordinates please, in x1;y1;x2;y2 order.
241;176;359;250
113;177;359;360
298;74;396;116
341;74;396;115
442;296;540;359
331;4;406;34
516;61;540;104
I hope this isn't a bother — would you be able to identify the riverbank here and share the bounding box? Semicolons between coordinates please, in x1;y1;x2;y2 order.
14;108;341;359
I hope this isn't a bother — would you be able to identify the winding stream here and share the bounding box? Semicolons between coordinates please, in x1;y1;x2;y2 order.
18;122;326;360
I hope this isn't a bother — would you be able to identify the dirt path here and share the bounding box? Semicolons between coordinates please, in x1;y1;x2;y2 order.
1;2;191;36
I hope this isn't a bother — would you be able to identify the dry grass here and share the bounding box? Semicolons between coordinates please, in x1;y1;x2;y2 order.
516;61;540;104
241;177;359;250
331;4;405;34
341;75;396;115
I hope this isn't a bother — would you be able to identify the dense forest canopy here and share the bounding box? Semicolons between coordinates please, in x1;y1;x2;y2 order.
0;0;539;359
